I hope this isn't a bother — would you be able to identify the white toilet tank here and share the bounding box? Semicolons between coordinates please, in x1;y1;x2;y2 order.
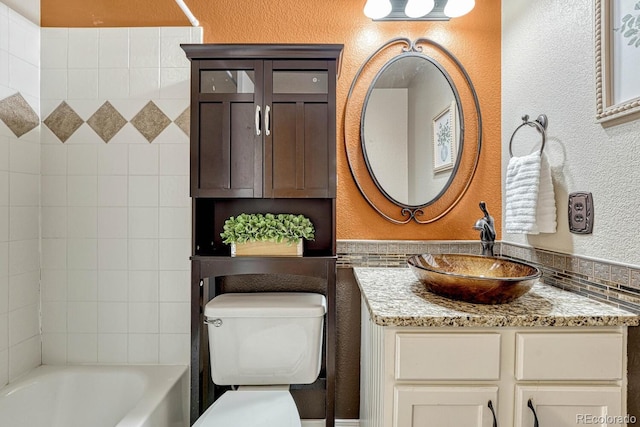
204;292;326;386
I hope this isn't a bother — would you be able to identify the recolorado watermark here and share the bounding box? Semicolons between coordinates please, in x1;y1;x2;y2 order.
576;414;637;424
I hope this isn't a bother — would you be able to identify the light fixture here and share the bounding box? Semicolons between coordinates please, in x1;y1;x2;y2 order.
443;0;475;18
404;0;435;18
364;0;393;20
364;0;474;21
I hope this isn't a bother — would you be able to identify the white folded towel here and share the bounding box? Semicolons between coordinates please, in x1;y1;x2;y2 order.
505;152;557;234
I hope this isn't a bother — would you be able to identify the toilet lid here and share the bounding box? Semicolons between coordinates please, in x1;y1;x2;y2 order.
193;390;301;427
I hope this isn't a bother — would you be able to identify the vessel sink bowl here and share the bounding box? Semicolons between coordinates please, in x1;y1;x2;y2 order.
407;253;542;304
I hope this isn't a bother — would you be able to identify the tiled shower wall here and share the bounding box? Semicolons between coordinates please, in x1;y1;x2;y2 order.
39;26;200;365
0;4;41;386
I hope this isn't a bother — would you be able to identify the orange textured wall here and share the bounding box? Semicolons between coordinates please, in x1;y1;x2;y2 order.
41;0;502;241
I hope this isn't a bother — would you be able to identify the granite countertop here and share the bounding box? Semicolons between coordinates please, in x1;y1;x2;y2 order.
354;267;640;327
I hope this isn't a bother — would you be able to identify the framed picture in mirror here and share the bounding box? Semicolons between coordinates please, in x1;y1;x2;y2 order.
433;101;456;172
595;0;640;124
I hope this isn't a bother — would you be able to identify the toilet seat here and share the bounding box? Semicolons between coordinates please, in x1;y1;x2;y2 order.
192;389;301;427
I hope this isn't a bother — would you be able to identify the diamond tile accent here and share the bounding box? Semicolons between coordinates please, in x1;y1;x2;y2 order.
174;107;190;136
43;101;85;143
131;101;171;142
0;92;40;137
87;101;127;143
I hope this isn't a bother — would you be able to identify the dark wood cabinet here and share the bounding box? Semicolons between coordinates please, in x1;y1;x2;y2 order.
184;45;341;198
182;44;343;427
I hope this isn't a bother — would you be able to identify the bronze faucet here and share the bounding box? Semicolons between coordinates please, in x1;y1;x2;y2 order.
473;201;496;257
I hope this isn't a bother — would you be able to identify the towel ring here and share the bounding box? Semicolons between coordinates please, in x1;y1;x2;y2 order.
509;114;548;158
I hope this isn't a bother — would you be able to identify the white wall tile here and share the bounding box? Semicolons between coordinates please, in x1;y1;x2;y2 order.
67;175;97;206
159;144;189;175
98;302;127;333
129;144;159;175
67;269;97;302
67;144;98;175
159;176;190;207
67;29;98;69
0;172;8;206
98;270;128;302
128;207;158;238
67;238;97;270
8;56;39;98
160;33;191;68
98;238;128;270
67;301;97;333
159;302;189;333
159;207;190;239
8;304;38;345
8;239;38;276
98;32;129;68
98;175;128;207
41;334;66;365
128;333;158;364
66;206;97;238
67;68;98;100
10;172;39;206
0;275;8;313
130;68;160;99
129;302;158;333
159;271;191;302
41;206;67;238
98;207;127;239
10;139;40;174
67;333;97;363
9;206;38;241
130;35;160;68
0;136;8;171
98;68;130;99
0;206;7;242
98;333;127;364
41;175;67;206
159;333;189;364
8;271;38;310
128;270;158;302
41;29;68;69
159;238;190;271
97;144;128;175
0;349;8;388
41;269;67;301
0;50;8;89
8;335;40;381
0;314;8;351
41;302;67;333
41;239;67;270
128;176;158;206
41;68;67;99
128;239;159;270
160;67;190;99
41;144;67;175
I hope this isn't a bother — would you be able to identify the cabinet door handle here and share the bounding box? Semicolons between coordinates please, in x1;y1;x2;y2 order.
255;104;261;136
527;399;540;427
264;104;271;136
488;400;498;427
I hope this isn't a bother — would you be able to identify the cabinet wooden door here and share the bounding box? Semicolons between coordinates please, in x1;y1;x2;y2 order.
395;386;498;427
264;60;337;198
193;59;264;197
515;385;623;427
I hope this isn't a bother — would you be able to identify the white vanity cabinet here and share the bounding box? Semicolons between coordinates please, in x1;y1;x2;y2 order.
360;307;628;427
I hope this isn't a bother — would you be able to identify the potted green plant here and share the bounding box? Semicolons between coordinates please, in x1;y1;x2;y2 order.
220;213;315;256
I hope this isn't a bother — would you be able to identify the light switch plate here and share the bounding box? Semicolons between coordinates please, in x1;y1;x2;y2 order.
568;192;594;234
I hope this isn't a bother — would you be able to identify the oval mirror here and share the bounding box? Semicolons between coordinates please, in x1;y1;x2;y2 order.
361;54;462;207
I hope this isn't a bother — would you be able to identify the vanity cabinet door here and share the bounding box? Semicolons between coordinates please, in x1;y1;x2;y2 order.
395;386;498;427
193;60;264;198
515;386;623;427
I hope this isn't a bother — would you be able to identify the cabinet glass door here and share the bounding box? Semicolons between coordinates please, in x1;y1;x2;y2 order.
200;70;256;94
272;71;328;94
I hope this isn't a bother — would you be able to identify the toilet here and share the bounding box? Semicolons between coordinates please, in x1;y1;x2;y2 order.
193;292;327;427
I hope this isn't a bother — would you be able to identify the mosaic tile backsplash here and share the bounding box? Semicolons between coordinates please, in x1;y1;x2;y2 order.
338;240;640;314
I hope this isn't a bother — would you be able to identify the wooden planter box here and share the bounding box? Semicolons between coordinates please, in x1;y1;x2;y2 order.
231;239;303;257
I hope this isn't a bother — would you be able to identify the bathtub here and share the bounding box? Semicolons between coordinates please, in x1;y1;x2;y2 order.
0;364;189;427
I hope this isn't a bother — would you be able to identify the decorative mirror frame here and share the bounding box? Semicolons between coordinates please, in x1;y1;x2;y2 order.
595;0;640;124
344;37;482;224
